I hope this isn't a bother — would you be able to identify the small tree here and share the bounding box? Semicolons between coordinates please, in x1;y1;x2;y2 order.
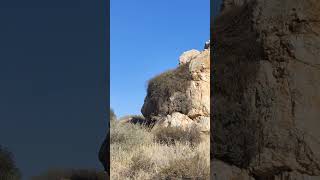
0;146;21;180
110;108;117;122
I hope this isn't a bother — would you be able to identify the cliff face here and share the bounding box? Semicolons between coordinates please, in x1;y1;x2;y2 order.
213;0;320;179
141;46;210;132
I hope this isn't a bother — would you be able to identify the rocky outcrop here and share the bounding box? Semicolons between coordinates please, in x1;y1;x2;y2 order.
141;44;210;133
179;49;201;65
213;0;320;179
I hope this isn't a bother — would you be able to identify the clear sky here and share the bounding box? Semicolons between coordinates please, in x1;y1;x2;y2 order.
110;0;210;118
0;0;107;179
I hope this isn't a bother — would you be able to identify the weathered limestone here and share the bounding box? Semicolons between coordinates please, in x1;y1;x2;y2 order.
212;0;320;179
179;49;201;65
142;46;210;133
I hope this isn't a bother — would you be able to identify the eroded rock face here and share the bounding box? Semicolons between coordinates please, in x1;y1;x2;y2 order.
213;0;320;179
211;160;320;180
179;49;201;65
211;160;253;180
141;46;210;133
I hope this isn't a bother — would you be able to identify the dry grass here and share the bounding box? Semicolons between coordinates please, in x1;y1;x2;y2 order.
153;126;202;147
110;121;210;180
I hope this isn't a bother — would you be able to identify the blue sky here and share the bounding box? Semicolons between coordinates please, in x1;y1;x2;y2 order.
110;0;210;118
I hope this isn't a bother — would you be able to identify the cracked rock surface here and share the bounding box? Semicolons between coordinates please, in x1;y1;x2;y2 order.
212;0;320;179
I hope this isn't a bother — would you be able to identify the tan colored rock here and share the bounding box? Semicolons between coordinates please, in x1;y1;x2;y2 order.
179;49;201;65
142;48;210;131
152;112;194;129
142;49;210;121
213;0;320;179
151;112;210;134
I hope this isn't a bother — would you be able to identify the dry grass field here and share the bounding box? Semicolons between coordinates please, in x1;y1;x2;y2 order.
110;120;210;180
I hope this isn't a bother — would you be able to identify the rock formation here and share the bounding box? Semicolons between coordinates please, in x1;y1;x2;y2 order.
179;49;201;65
141;43;210;133
212;0;320;179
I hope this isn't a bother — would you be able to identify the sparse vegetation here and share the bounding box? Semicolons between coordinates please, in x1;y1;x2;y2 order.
158;154;210;179
118;115;149;126
110;108;117;122
110;120;210;179
153;126;202;146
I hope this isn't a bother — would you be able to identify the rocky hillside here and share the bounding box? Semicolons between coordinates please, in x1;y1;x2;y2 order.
212;0;320;179
99;44;210;177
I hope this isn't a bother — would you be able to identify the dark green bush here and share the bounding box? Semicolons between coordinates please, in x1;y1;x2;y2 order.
0;146;21;180
110;108;117;122
146;64;190;104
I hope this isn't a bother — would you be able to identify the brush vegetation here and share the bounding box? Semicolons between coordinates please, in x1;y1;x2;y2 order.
0;146;21;180
110;120;210;179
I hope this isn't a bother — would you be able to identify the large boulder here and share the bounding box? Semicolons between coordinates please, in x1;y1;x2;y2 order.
213;0;320;179
141;45;210;133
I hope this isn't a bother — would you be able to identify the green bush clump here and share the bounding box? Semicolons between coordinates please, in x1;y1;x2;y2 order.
0;146;21;180
110;108;117;122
